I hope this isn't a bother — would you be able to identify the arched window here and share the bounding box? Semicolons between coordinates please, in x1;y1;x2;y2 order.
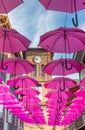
33;64;37;77
41;64;45;76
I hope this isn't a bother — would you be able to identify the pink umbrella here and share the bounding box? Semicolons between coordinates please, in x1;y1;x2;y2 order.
43;58;84;76
0;94;15;103
44;77;76;91
7;75;38;89
14;88;40;97
45;90;68;103
0;84;9;94
2;100;19;106
20;96;41;110
39;27;85;53
80;78;85;87
0;0;23;14
75;88;85;98
0;28;31;70
39;0;85;27
0;28;31;54
0;57;34;74
0;77;3;82
21;96;41;103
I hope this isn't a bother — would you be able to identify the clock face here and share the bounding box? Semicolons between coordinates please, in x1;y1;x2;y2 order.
33;56;42;63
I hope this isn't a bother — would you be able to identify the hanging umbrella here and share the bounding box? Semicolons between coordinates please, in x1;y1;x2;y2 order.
0;94;16;103
14;88;40;97
0;84;9;94
43;58;84;76
0;28;31;70
39;0;85;27
75;88;85;98
0;0;23;14
0;57;34;74
0;77;3;82
45;90;68;103
38;27;85;54
7;75;38;89
80;78;85;87
44;77;76;91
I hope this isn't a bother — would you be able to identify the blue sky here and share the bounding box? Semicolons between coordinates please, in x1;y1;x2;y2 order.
8;0;85;79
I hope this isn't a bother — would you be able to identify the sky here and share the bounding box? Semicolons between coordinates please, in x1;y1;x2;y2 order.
8;0;85;79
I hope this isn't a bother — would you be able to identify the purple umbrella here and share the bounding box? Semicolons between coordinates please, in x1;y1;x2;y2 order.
45;90;68;103
0;0;23;14
80;78;85;87
7;75;38;89
75;88;85;98
0;84;9;94
44;77;76;91
39;27;85;53
0;57;34;74
39;0;85;27
0;28;31;70
14;88;40;97
43;58;84;76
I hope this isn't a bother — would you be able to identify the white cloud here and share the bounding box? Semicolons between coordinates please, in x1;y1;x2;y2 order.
31;11;60;47
79;23;85;31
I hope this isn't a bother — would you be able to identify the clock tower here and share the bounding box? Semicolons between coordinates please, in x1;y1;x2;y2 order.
26;48;53;103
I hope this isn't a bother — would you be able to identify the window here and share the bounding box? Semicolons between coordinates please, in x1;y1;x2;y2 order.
41;64;45;76
33;64;37;77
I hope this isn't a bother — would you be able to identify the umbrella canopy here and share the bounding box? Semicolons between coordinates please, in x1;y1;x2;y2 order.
0;57;34;74
0;84;9;94
39;27;85;53
0;94;15;103
39;0;85;13
14;88;40;96
43;58;84;76
20;96;41;103
39;0;85;27
0;0;23;14
7;75;38;89
80;78;85;87
75;88;85;98
0;28;31;53
45;90;68;103
0;77;3;82
44;77;76;91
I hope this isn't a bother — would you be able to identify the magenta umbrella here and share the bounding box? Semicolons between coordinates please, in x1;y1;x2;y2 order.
0;77;3;82
0;0;23;14
38;27;85;53
0;57;34;74
43;58;84;76
44;77;76;91
39;0;85;27
75;88;85;98
14;88;40;97
80;78;85;87
45;90;68;103
7;75;38;89
20;96;41;103
0;84;9;94
0;28;31;70
0;28;31;53
20;96;41;110
0;94;16;103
